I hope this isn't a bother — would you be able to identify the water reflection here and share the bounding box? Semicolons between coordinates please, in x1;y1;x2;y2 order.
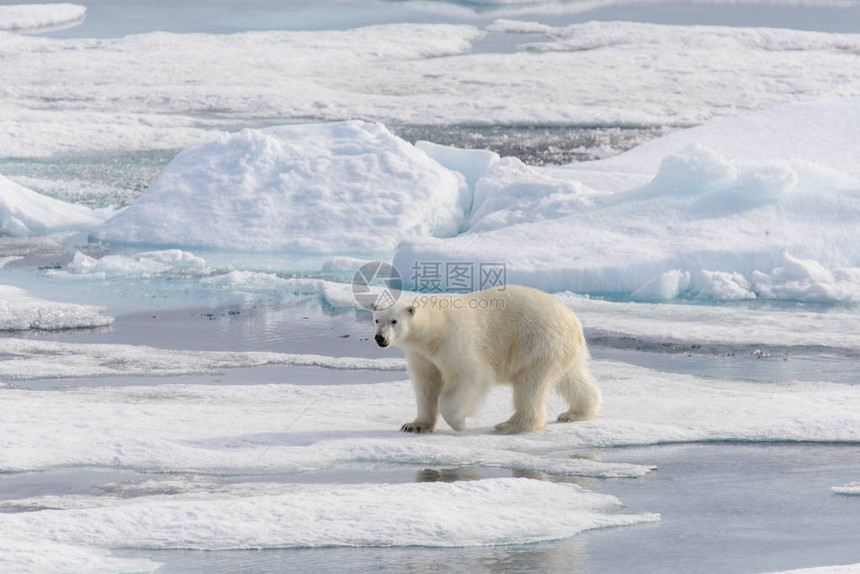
415;467;483;483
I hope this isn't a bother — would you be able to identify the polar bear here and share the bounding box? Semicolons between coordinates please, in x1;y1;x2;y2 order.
372;285;601;434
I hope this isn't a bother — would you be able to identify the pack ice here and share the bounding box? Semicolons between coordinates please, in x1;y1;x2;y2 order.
93;98;860;303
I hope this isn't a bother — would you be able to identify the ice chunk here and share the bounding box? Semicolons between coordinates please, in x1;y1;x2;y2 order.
638;144;738;199
0;173;102;238
469;157;601;232
0;3;86;31
0;285;113;331
57;249;207;280
691;270;756;301
91;121;467;254
831;482;860;496
415;140;500;189
753;253;860;304
631;270;691;301
768;563;860;574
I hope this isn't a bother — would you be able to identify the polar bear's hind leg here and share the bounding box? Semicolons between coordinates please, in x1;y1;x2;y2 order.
494;369;554;434
556;355;601;422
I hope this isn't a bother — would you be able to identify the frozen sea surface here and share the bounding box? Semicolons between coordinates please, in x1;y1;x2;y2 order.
2;1;860;572
2;300;860;572
111;444;860;574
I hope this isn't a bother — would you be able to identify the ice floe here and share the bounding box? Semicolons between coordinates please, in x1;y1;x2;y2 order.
0;338;406;380
559;292;860;353
0;539;159;574
770;564;860;574
71;97;860;302
2;358;859;475
0;3;86;31
831;482;860;495
0;285;113;331
0;477;657;572
5;21;860;156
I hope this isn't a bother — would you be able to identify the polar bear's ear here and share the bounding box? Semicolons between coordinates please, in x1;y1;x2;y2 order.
369;302;378;312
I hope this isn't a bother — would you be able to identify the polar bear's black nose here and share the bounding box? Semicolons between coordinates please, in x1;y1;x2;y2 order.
375;334;388;347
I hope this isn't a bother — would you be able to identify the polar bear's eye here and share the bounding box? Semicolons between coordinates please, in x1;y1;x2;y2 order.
391;320;397;325
374;320;379;324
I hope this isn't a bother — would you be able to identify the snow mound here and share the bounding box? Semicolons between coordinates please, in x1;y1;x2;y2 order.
0;173;102;237
91;121;467;254
0;3;86;31
0;286;113;331
395;99;860;303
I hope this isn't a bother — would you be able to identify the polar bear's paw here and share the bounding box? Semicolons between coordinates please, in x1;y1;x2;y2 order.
401;421;434;433
494;418;540;434
557;411;584;423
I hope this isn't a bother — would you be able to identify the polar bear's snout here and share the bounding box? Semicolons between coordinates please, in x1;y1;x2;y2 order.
375;333;389;347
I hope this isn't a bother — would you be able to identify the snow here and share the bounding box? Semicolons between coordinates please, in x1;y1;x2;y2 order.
2;355;859;476
5;21;860;157
1;344;859;560
91;121;467;253
3;5;860;571
0;478;657;568
0;173;103;237
0;3;86;31
0;285;113;331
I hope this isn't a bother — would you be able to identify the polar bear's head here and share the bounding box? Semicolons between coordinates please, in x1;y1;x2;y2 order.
371;299;415;348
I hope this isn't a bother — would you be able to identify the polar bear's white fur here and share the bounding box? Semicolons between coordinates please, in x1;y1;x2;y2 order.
372;285;601;434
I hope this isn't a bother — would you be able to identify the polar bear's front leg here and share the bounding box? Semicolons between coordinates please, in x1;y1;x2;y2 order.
439;367;492;432
403;353;442;433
